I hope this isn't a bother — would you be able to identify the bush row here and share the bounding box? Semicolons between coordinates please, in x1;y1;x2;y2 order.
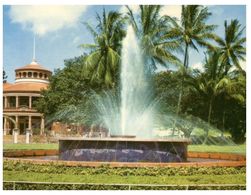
3;182;246;190
4;160;246;177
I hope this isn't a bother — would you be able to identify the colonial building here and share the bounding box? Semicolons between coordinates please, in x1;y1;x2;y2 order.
3;58;52;135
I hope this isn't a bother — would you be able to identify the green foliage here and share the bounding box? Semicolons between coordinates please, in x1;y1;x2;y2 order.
3;160;246;190
214;19;246;75
3;69;8;83
34;55;107;124
3;182;245;190
3;160;246;177
166;5;217;114
182;51;246;143
167;5;217;68
126;5;182;71
153;71;180;113
80;9;126;87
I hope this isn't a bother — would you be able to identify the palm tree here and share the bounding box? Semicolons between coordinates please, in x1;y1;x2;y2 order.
214;19;246;75
126;5;182;71
166;5;217;114
79;9;126;87
187;51;245;143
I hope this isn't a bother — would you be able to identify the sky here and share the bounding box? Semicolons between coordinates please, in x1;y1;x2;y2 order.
3;5;246;83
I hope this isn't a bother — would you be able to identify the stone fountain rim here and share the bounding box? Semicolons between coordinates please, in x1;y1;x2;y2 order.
58;137;191;143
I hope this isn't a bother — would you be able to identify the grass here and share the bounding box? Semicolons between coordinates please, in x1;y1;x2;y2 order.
3;143;58;151
188;144;246;154
3;171;245;185
3;143;246;154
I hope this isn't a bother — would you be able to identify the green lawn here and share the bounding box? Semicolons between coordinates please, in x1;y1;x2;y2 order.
3;143;58;150
3;143;246;154
3;161;246;186
188;144;246;154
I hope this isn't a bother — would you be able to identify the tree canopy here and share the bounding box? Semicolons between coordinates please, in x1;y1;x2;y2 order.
35;7;246;143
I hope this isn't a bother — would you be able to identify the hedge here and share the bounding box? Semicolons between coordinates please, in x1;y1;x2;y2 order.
3;182;246;190
3;160;246;177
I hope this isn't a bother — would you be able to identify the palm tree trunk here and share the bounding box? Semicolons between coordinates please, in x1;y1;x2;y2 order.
176;81;183;115
203;97;213;144
176;43;189;114
222;110;225;137
184;43;189;68
207;98;213;123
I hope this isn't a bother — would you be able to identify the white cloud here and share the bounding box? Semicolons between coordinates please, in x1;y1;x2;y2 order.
119;5;140;15
9;5;88;36
208;5;224;16
73;36;81;44
159;5;182;20
191;62;204;72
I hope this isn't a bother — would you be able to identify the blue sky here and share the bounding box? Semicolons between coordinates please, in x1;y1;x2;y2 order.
3;5;246;83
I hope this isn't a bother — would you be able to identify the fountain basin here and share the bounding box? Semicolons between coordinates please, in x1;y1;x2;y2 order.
59;138;191;162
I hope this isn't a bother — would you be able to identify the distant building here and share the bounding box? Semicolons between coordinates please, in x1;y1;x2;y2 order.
3;58;52;135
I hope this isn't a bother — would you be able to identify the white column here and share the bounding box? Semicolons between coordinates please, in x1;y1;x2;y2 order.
15;115;19;130
29;96;32;109
28;116;32;129
40;116;45;135
13;128;19;144
16;96;19;108
5;96;8;108
3;117;7;135
26;129;31;144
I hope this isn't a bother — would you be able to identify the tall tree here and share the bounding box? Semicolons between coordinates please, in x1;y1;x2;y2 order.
186;51;245;143
3;70;8;83
167;5;217;114
126;5;182;71
79;9;126;87
214;19;246;75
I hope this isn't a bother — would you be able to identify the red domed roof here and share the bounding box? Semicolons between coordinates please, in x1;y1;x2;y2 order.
3;82;48;93
3;82;13;90
15;60;51;73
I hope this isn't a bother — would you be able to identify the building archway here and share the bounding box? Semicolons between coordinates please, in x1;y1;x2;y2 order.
3;115;17;135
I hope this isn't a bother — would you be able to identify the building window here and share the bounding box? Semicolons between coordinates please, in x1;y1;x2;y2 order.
28;72;32;77
9;96;16;108
33;72;38;78
23;72;27;78
19;72;21;78
44;74;47;79
39;73;43;78
19;96;29;108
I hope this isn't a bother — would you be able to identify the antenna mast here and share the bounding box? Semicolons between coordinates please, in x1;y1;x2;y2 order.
33;34;36;61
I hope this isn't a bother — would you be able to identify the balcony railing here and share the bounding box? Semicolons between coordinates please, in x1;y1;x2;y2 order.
3;106;37;112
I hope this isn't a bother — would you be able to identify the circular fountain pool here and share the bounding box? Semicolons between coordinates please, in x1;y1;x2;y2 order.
59;138;191;162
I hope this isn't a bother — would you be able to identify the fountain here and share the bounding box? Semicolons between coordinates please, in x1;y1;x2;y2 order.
59;25;190;162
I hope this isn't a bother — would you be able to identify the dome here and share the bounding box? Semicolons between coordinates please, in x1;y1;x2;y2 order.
15;59;51;73
15;59;52;84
